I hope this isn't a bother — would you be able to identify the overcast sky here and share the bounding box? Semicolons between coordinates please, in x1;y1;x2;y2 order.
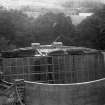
0;0;65;9
0;0;104;9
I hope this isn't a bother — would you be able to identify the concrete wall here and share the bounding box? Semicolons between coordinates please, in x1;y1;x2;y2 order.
24;78;105;105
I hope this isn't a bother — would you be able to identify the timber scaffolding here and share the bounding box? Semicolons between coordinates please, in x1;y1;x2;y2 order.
0;42;105;105
0;42;104;83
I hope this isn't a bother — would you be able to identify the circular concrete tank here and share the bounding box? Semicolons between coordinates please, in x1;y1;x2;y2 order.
24;79;105;105
24;50;105;105
2;48;105;84
30;50;105;84
1;48;105;105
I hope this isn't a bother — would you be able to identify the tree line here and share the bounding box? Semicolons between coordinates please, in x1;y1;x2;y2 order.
0;6;105;51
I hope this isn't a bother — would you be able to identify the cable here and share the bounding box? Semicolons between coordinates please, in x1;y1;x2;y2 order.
60;34;72;41
52;34;72;44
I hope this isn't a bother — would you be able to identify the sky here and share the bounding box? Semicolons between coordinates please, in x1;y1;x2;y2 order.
0;0;104;9
0;0;67;9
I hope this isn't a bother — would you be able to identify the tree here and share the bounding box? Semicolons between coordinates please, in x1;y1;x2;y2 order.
76;5;105;50
31;12;74;45
0;9;35;50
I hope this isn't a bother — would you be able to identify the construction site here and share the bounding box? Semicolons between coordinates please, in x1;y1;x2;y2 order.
0;42;105;105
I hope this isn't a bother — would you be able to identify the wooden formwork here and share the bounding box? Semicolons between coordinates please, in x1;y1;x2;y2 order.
1;51;105;84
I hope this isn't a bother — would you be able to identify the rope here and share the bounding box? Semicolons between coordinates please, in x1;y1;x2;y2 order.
15;86;25;105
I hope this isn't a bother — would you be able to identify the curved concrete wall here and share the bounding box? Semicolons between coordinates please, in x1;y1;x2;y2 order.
24;79;105;105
